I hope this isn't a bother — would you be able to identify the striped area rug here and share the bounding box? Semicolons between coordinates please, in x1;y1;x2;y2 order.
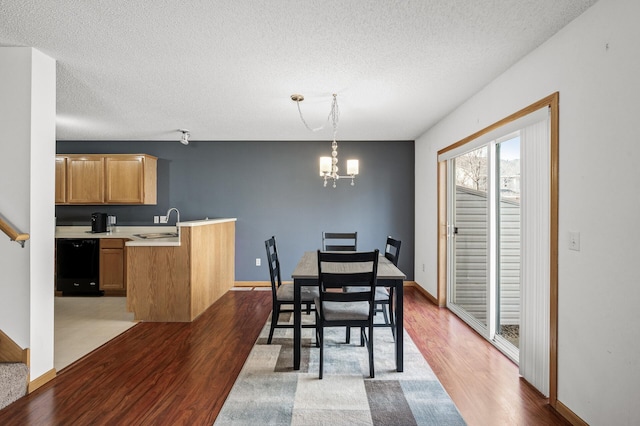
215;312;466;425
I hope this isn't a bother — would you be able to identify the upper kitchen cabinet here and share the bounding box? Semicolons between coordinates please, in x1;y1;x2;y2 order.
55;156;67;203
56;154;157;205
67;155;105;204
105;155;157;204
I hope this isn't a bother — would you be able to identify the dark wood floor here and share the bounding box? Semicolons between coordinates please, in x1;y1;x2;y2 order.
0;287;569;425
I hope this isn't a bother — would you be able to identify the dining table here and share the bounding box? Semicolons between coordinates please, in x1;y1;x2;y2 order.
291;250;407;372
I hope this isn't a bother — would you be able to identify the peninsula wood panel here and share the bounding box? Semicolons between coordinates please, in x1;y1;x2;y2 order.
127;236;191;322
189;221;235;319
126;221;235;322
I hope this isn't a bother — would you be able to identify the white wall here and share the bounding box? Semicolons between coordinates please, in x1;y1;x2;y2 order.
0;47;56;380
29;49;56;379
0;48;33;350
414;0;640;424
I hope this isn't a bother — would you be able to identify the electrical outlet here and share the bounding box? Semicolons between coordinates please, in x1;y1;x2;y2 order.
160;215;168;223
569;231;580;251
256;258;261;267
154;216;159;224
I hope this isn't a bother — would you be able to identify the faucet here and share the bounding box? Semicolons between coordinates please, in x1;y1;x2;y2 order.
166;207;181;238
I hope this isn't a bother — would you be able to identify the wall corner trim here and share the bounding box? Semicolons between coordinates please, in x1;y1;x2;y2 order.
28;368;56;393
554;399;589;426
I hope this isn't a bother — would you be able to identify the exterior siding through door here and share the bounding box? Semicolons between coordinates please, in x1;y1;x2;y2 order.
455;186;520;324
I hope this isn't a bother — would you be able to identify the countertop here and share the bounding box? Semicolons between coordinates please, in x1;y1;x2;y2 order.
55;218;237;247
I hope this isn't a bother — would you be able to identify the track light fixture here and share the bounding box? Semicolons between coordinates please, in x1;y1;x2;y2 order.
178;129;190;145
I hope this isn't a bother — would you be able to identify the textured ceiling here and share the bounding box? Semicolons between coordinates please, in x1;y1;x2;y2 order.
0;0;598;142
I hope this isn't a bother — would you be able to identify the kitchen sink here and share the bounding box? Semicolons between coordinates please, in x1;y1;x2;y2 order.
133;232;179;239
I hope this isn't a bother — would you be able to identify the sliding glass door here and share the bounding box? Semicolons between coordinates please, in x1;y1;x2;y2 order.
449;146;489;328
438;97;556;397
447;135;521;362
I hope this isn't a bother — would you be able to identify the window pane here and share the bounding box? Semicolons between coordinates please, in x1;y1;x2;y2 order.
496;135;521;348
452;146;488;326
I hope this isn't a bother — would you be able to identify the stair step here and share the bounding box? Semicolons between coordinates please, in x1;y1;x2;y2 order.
0;363;28;410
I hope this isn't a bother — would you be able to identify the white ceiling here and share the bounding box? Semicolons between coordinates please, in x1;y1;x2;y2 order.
0;0;597;142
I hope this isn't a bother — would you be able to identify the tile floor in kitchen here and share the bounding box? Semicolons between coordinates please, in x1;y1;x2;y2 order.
54;296;136;372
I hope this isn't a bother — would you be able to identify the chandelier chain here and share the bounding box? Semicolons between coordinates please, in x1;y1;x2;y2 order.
294;94;340;138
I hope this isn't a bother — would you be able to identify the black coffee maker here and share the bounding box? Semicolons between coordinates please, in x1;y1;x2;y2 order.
91;212;108;233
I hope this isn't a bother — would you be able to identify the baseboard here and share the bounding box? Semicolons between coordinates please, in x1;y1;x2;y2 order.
0;329;26;363
234;281;270;287
22;348;30;373
28;368;56;393
410;283;440;306
554;400;588;426
236;281;417;289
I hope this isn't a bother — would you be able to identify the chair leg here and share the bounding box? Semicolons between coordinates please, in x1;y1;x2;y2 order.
381;302;390;324
360;327;365;347
389;301;396;341
346;326;351;344
315;312;320;348
388;287;396;341
267;304;279;344
368;324;375;378
319;325;324;380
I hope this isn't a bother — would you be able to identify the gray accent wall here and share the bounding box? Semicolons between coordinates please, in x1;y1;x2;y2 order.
56;140;415;281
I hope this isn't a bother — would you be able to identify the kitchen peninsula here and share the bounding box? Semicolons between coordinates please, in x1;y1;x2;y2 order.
55;218;236;322
126;218;236;322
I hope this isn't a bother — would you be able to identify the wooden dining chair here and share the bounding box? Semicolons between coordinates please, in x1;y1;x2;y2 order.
379;236;401;337
322;232;357;251
315;249;379;379
265;236;317;344
346;236;401;342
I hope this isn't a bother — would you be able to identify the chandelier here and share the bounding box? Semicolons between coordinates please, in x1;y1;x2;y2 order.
291;93;359;188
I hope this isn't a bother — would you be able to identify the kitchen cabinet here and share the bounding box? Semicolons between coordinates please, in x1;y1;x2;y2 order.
67;155;105;204
55;156;67;203
105;155;157;204
56;154;157;205
100;238;126;296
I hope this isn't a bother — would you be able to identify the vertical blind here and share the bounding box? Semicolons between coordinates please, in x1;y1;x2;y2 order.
519;113;551;396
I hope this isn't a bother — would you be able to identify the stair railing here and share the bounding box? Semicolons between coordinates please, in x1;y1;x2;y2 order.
0;216;29;248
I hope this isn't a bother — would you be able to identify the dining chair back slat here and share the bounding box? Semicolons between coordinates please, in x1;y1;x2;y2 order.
322;231;357;251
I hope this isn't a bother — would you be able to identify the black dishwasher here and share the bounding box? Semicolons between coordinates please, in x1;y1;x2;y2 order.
56;238;102;296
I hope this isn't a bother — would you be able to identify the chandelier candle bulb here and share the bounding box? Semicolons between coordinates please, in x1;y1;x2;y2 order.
347;159;359;176
320;157;332;175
